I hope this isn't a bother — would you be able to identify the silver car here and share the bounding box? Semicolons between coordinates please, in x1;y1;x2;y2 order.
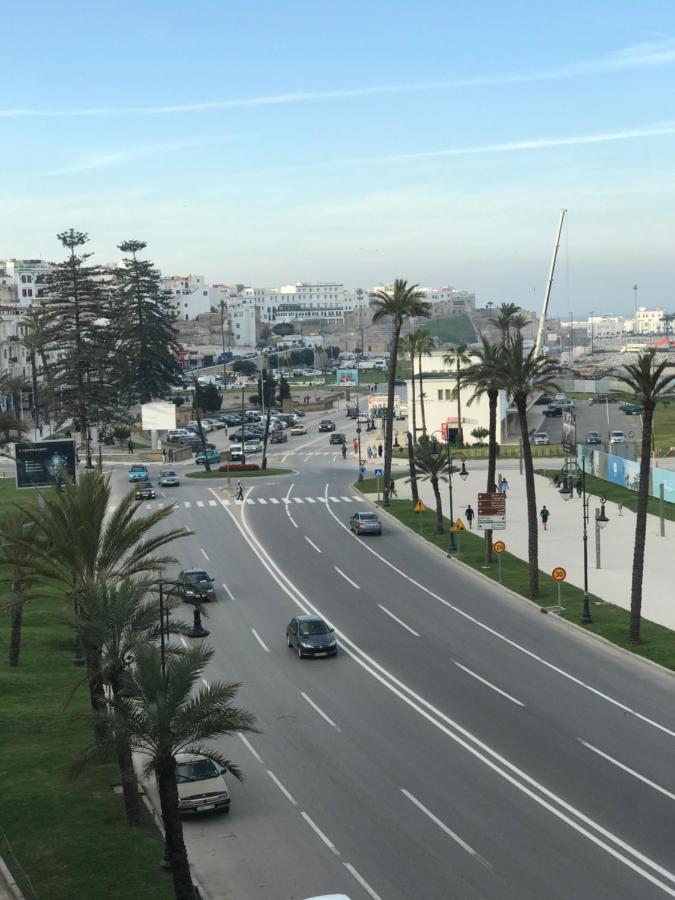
349;512;382;535
159;469;180;487
175;753;230;815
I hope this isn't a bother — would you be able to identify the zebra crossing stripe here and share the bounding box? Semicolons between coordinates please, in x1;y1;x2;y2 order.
258;498;267;504
341;496;353;502
270;498;280;504
293;497;304;504
281;498;291;504
305;497;316;503
196;501;204;508
208;500;217;506
246;498;255;505
221;498;231;506
317;497;328;503
329;496;341;503
184;501;192;508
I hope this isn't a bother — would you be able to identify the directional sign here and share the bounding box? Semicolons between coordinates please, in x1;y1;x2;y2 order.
451;518;466;533
551;566;567;583
477;492;506;530
493;540;506;554
359;465;367;476
374;468;383;477
413;500;427;513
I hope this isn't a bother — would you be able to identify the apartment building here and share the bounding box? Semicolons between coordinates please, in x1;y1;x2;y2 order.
160;274;214;320
0;258;51;306
634;306;666;335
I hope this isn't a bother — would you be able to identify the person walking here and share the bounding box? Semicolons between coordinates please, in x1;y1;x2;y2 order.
341;444;347;460
389;479;398;498
367;446;373;460
352;438;358;453
161;447;167;462
500;477;509;494
235;480;244;501
38;423;43;438
575;476;582;499
127;438;134;455
377;444;383;458
540;505;550;530
465;504;474;529
168;448;174;463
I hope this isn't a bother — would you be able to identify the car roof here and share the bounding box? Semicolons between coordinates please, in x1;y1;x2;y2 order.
295;614;326;623
182;567;209;576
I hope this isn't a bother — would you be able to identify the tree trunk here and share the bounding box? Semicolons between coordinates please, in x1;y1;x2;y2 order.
431;476;444;534
382;326;401;506
629;407;653;643
85;644;109;745
485;389;498;565
30;351;39;430
418;355;428;437
157;760;196;900
111;678;141;826
9;601;23;667
517;399;539;598
456;363;464;446
409;354;418;446
407;434;419;505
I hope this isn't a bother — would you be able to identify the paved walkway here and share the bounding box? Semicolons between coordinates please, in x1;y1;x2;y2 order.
390;459;675;631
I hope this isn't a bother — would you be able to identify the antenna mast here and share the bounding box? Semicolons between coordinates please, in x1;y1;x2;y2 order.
534;208;567;357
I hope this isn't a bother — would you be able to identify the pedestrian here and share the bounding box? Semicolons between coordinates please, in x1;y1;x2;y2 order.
575;477;582;499
540;505;550;530
465;504;474;529
500;477;509;494
389;479;398;498
161;447;167;462
352;438;358;452
127;438;134;454
367;446;373;459
377;444;383;458
38;424;43;438
168;448;174;463
394;434;400;448
65;429;72;438
235;480;244;501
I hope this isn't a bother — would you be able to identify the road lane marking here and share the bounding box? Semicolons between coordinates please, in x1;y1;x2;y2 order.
200;548;209;561
196;500;204;508
270;497;280;504
267;770;297;806
401;789;490;865
343;863;382;900
301;811;339;855
281;498;291;504
208;499;217;506
301;692;339;730
305;497;316;503
238;732;263;764
341;496;353;502
329;496;341;502
246;498;255;505
222;582;235;601
378;604;420;637
317;497;328;503
334;566;359;589
579;741;675;801
293;497;304;504
251;628;270;652
288;516;298;528
257;497;267;504
184;501;191;508
453;661;525;707
220;498;231;506
304;536;322;553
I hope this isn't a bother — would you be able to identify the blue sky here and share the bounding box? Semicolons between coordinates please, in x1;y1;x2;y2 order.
3;0;675;314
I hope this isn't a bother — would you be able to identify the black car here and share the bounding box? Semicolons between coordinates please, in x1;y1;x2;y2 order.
585;431;602;444
135;481;156;501
286;615;337;658
318;419;336;432
270;431;288;443
329;432;346;445
534;394;553;405
178;568;216;602
292;408;306;417
543;405;563;417
229;428;264;441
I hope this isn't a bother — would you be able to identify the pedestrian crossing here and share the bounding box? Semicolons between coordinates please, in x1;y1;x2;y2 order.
118;495;363;513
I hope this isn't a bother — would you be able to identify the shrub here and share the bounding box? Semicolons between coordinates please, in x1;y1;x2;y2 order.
218;463;260;472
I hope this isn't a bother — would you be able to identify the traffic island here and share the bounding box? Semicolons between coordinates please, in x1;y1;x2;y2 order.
186;467;293;479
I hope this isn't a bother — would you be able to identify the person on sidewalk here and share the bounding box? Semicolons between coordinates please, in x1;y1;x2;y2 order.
500;477;509;494
377;444;383;458
465;504;474;529
168;448;174;463
540;505;550;530
575;476;582;499
161;447;167;462
235;480;244;501
389;479;398;498
127;438;134;454
367;446;373;460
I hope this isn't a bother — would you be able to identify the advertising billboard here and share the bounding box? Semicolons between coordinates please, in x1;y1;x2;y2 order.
561;409;576;455
141;401;177;431
15;440;77;489
336;368;359;387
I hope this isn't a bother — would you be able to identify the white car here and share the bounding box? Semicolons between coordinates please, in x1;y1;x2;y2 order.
188;419;212;433
175;753;230;815
532;432;550;446
291;424;307;436
244;440;263;454
158;469;180;487
610;430;626;444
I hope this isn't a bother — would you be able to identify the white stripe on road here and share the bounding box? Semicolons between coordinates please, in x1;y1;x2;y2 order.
304;536;322;553
200;548;209;561
221;583;235;601
317;497;328;503
267;770;297;806
270;497;280;504
341;496;353;502
378;604;420;637
208;499;217;506
334;566;359;589
329;496;341;502
289;517;299;528
293;496;304;504
257;497;267;504
301;692;339;730
305;497;316;503
343;863;383;900
183;501;191;508
281;498;291;504
453;660;524;707
251;628;270;653
401;789;489;864
579;741;675;801
196;500;204;508
238;732;263;765
301;811;339;855
246;498;255;505
220;498;230;506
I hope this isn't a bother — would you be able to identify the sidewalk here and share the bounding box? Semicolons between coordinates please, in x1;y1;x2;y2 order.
397;460;675;631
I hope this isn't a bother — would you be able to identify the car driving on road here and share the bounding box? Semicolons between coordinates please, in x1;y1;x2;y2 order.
135;481;156;500
290;424;307;435
610;430;626;444
178;568;216;602
350;511;383;535
543;405;563;418
158;469;180;487
532;432;550;445
127;464;149;482
329;432;346;445
196;449;221;465
270;430;288;443
585;431;602;445
175;753;230;815
286;615;338;658
318;419;336;432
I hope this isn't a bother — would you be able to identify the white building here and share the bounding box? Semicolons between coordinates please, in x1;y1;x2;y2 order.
160;274;214;321
0;307;30;382
227;296;258;348
270;282;347;323
1;258;51;306
634;306;666;335
585;315;626;338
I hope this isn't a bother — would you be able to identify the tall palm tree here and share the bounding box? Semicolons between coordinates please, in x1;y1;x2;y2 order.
371;280;431;506
614;351;675;643
489;302;522;343
443;344;473;446
415;329;436;437
399;332;422;505
413;438;451;534
501;335;560;598
109;644;256;900
0;509;41;667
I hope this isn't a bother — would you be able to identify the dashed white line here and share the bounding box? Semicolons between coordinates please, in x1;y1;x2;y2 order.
344;862;383;900
267;770;297;806
401;789;489;865
238;732;263;764
221;582;235;601
200;548;209;561
208;499;217;506
301;692;339;730
579;741;675;801
334;566;359;589
378;604;420;637
301;811;339;855
453;660;525;707
196;500;204;508
304;536;322;553
251;628;270;653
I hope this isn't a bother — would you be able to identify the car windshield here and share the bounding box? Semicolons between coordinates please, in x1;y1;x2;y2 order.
299;620;330;636
130;465;146;472
160;470;176;477
175;759;220;783
359;513;378;521
184;571;211;585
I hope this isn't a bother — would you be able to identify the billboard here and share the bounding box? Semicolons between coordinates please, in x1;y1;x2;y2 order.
561;409;576;455
15;440;77;489
141;401;177;431
336;368;359;387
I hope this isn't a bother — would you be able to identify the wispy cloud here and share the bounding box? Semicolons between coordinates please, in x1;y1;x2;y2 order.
1;39;674;118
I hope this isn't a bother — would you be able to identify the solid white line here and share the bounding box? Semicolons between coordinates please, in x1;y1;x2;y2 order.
201;677;209;688
301;811;339;855
200;548;209;561
267;770;297;806
289;516;298;528
343;862;383;900
180;637;188;649
221;582;235;601
334;566;359;589
208;499;217;506
196;500;204;508
378;604;420;637
580;741;675;801
304;536;322;554
453;660;525;707
401;789;489;864
251;628;270;653
301;692;339;730
238;732;263;765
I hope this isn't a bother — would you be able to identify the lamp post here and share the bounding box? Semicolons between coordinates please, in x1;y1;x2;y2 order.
595;497;609;568
356;390;363;481
433;428;469;553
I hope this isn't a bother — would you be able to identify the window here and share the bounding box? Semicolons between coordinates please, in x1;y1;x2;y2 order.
446;389;452;400
438;389;443;400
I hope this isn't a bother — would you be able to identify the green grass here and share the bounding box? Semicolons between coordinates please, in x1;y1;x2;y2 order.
355;471;407;494
424;315;476;345
536;468;675;522
0;483;173;900
186;467;293;478
654;403;675;453
378;499;675;670
392;444;564;460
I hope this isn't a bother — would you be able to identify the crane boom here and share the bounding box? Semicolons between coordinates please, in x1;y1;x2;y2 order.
534;209;566;357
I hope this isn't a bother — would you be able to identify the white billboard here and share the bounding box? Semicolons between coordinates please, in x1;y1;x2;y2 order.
141;401;177;431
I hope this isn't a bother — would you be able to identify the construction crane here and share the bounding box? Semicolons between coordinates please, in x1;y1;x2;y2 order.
534;209;567;357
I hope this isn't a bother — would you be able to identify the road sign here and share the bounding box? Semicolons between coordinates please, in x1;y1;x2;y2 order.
493;540;506;554
15;440;77;489
413;500;426;513
374;467;383;476
551;566;567;583
451;518;466;532
359;465;367;476
477;492;506;530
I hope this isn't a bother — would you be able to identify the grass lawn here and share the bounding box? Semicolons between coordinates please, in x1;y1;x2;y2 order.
654;403;675;454
391;444;564;461
0;488;173;900
355;471;407;494
424;315;476;345
377;498;675;671
186;467;292;478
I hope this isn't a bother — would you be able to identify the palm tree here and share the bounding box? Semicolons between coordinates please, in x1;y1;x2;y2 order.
109;644;256;900
371;280;431;505
413;438;451;534
399;332;422;505
501;335;560;598
443;344;472;446
614;351;675;643
489;302;522;343
0;509;41;667
415;329;436;437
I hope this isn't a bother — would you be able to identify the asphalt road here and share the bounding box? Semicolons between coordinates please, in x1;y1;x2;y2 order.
533;397;642;459
109;411;675;900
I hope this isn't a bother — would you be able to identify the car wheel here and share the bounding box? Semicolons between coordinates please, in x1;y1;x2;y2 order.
286;633;291;647
297;646;304;659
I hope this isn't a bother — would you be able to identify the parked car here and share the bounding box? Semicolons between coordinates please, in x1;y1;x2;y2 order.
135;481;156;500
329;433;346;445
243;440;263;454
189;419;212;433
196;449;221;465
159;469;180;487
349;511;383;535
175;753;230;815
127;464;149;482
166;429;192;443
585;431;602;445
290;424;307;436
286;615;338;658
203;418;225;429
619;402;643;415
532;432;550;446
543;405;563;418
270;431;288;443
177;568;216;602
186;438;216;451
610;430;626;444
318;419;336;432
292;408;305;417
534;394;553;405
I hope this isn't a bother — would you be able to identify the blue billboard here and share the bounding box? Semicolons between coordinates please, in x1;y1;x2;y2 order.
336;368;359;387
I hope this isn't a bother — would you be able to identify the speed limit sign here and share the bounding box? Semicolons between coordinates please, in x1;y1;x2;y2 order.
493;540;506;554
552;566;567;583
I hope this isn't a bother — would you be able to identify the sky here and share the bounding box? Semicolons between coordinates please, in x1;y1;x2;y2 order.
2;0;675;315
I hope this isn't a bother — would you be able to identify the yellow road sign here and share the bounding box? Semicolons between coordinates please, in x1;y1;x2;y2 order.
413;500;427;513
451;518;466;532
552;566;567;583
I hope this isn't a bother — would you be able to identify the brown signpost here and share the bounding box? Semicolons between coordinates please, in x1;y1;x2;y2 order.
477;492;506;531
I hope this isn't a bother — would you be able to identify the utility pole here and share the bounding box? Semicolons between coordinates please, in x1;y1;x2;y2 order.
633;284;638;329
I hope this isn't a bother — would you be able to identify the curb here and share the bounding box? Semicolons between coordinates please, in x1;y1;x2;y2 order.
0;854;25;900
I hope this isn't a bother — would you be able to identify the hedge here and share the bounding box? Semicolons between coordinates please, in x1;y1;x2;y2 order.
218;463;261;472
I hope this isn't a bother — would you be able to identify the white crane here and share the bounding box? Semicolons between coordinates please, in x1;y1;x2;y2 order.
534;209;567;357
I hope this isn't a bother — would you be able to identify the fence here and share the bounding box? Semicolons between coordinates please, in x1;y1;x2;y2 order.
577;445;675;503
